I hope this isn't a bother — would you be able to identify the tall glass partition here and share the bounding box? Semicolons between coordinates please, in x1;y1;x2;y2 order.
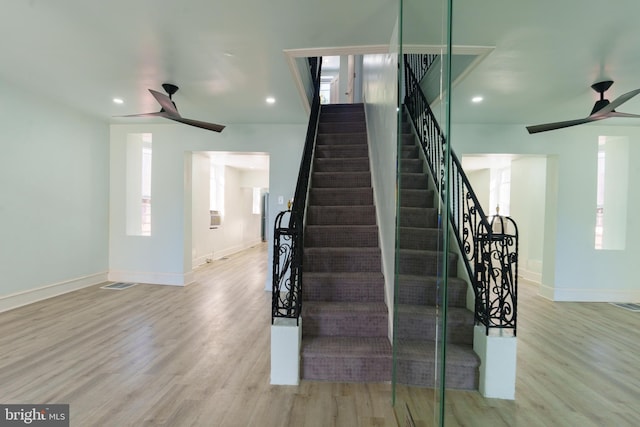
393;0;454;425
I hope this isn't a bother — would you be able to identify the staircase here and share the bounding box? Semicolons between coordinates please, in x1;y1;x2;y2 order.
394;113;480;389
300;103;392;382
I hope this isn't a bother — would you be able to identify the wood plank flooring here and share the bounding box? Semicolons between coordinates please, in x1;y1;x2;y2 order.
0;244;395;427
397;278;640;426
1;244;639;426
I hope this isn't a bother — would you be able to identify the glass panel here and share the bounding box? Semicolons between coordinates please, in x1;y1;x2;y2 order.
393;0;452;425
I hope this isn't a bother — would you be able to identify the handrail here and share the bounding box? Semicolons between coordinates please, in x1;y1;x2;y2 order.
403;54;518;335
272;57;322;324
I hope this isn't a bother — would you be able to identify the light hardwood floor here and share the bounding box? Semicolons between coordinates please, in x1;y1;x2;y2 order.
1;244;639;426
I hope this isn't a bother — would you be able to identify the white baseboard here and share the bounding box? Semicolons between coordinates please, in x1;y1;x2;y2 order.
108;270;193;286
0;272;108;313
538;283;640;302
519;268;542;284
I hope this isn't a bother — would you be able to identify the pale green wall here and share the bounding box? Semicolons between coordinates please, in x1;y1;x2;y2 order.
110;123;305;288
363;46;399;335
0;80;109;303
452;123;640;301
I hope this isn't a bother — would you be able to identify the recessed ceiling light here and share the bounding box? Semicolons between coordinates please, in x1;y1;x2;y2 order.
266;97;276;104
113;98;124;104
224;52;234;57
472;96;483;103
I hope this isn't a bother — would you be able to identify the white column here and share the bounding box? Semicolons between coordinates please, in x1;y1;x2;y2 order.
270;317;302;385
473;325;517;399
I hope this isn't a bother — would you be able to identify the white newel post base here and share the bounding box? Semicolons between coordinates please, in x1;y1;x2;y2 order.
270;317;302;385
473;325;517;400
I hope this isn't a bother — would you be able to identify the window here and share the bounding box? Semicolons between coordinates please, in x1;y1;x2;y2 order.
489;166;511;216
126;133;152;236
210;163;225;226
595;136;629;250
252;188;261;215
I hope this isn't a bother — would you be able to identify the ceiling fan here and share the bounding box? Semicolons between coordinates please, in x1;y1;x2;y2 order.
121;83;225;133
526;80;640;134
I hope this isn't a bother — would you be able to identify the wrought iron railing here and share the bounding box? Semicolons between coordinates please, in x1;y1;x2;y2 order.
271;57;322;325
403;54;518;335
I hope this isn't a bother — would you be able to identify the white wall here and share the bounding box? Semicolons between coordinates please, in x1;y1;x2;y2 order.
110;123;305;288
466;168;491;213
510;157;546;282
363;46;399;336
452;123;640;302
0;80;109;311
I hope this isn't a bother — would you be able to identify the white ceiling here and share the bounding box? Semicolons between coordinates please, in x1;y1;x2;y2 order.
3;1;640;131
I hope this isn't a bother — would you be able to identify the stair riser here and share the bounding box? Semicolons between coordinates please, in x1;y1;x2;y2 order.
317;134;367;146
314;158;370;172
401;159;424;173
319;123;366;133
312;173;371;188
395;313;474;343
304;251;382;273
303;311;388;337
400;190;434;208
399;208;438;228
398;228;442;250
303;282;385;302
316;146;369;158
305;228;379;248
402;133;416;145
401;173;429;189
395;360;478;390
301;356;391;382
396;281;467;307
397;251;458;276
309;189;373;206
320;112;366;123
307;207;376;225
401;146;419;159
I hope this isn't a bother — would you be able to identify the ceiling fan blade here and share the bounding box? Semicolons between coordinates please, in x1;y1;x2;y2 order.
149;89;180;117
168;116;226;133
594;88;640;116
607;111;640;118
526;117;604;134
118;111;169;118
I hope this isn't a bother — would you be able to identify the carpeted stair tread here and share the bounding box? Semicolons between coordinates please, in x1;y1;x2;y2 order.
398;207;438;228
394;340;479;389
301;336;392;382
303;302;388;337
395;339;479;366
395;305;474;343
303;272;385;302
302;336;391;357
